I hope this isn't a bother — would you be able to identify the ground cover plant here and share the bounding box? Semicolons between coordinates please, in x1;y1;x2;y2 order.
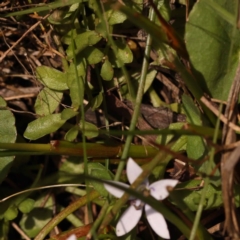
0;0;240;239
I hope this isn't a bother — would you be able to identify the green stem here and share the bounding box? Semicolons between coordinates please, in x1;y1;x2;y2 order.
87;201;109;238
0;141;161;158
189;104;221;240
114;0;155;181
34;190;100;240
170;191;213;240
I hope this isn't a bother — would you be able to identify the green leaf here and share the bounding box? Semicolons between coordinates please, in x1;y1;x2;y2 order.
95;22;113;38
108;40;133;68
100;59;114;81
34;88;63;116
115;40;133;65
182;95;202;125
185;0;240;100
182;96;204;160
23;114;66;140
88;163;113;197
0;110;17;184
19;195;53;238
67;31;102;58
88;33;102;45
64;125;79;142
182;95;208;171
4;205;18;221
79;121;98;138
144;70;157;93
67;57;86;87
0;96;6;107
83;47;104;64
60;157;84;174
36;66;68;91
18;198;35;214
172;180;240;211
61;108;78;120
107;10;127;25
66;58;85;110
187;135;206;160
90;92;103;110
68;77;84;109
156;122;185;146
0;110;16;144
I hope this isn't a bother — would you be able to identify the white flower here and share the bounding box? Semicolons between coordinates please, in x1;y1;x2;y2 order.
66;234;77;240
104;158;178;239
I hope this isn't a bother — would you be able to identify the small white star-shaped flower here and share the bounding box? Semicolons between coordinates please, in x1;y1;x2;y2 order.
104;158;178;239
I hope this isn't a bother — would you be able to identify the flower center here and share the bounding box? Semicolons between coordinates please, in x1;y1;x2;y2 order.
131;185;151;210
131;199;144;210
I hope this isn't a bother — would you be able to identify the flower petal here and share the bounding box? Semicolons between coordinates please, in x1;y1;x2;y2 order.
104;181;129;198
145;204;170;239
126;158;148;185
116;200;143;236
149;179;178;200
66;234;77;240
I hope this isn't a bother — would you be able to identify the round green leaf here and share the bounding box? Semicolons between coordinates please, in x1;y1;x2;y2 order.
83;47;104;64
100;59;114;81
4;205;18;221
34;88;63;116
116;41;133;64
79;121;98;138
64;125;79;142
19;195;53;238
107;10;127;25
109;40;133;67
36;66;68;91
18;198;35;214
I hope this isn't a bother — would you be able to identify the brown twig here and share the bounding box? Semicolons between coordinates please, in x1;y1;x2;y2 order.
221;61;240;238
200;96;240;132
0;14;50;62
